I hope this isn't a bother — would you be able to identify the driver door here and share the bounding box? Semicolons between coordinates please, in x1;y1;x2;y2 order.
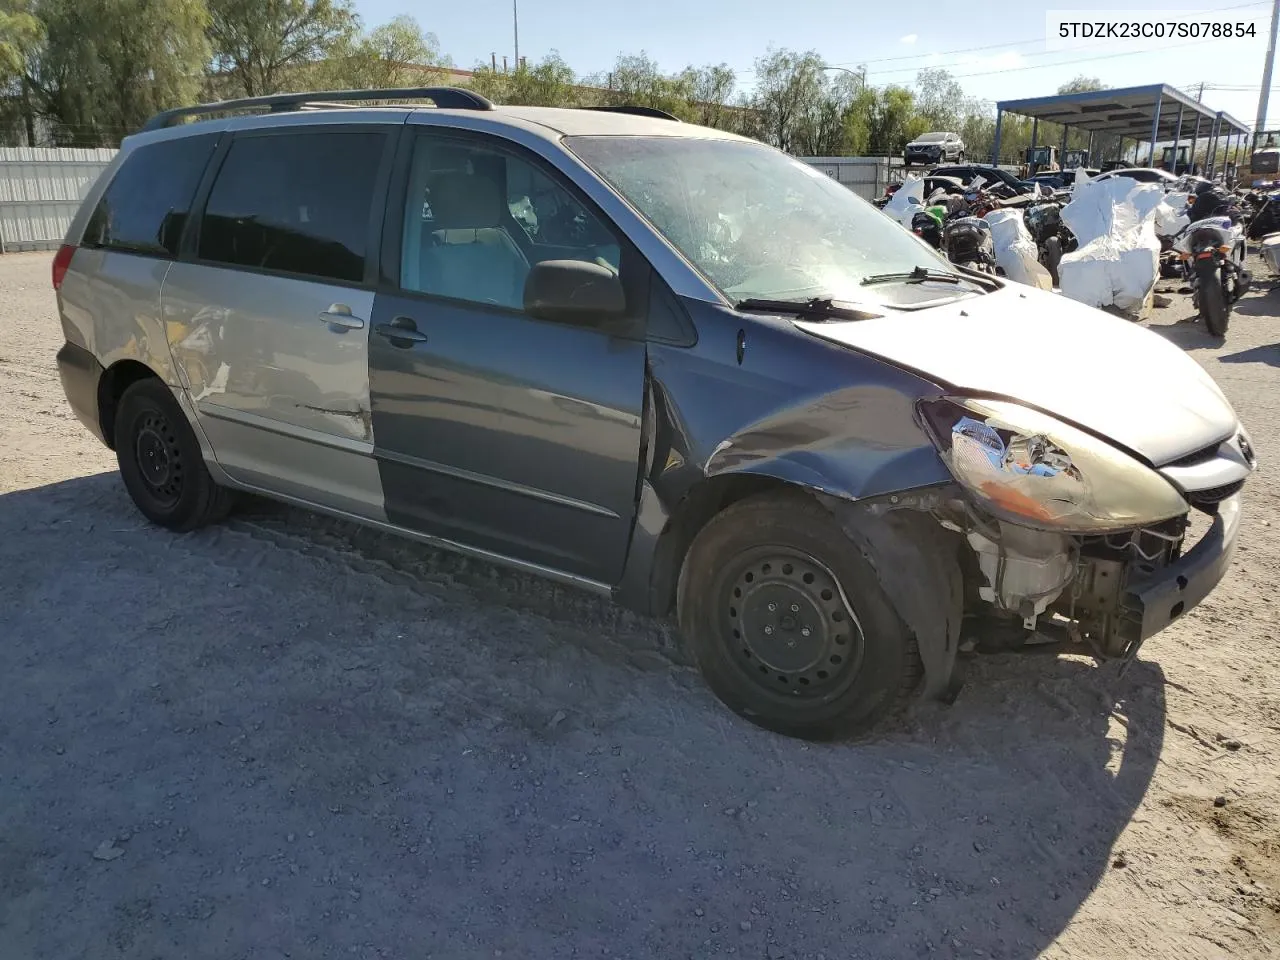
367;127;649;583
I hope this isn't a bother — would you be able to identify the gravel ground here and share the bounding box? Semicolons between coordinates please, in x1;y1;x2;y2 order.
0;250;1277;960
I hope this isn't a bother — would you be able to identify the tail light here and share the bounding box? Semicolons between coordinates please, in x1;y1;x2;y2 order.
52;243;75;291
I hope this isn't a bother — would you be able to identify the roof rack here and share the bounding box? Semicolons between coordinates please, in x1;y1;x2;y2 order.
581;105;681;122
139;87;494;133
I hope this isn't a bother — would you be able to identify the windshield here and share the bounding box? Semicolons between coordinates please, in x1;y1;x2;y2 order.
916;132;947;142
566;136;962;305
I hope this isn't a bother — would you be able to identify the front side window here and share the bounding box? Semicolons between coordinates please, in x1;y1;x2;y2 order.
568;135;967;306
84;134;218;257
198;130;387;284
400;134;620;310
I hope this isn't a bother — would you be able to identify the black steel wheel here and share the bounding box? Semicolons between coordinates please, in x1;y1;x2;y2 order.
678;492;921;740
723;547;866;698
116;378;233;531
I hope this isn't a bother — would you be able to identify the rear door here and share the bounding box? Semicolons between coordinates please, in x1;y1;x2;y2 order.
367;127;648;583
164;122;396;518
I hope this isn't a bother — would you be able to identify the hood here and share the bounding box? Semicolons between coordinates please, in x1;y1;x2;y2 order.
796;283;1238;466
907;141;943;149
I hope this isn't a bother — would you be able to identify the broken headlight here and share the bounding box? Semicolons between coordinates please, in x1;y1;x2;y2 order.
919;397;1188;533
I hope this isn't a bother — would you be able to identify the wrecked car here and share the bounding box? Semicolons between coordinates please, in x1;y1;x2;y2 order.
54;88;1257;741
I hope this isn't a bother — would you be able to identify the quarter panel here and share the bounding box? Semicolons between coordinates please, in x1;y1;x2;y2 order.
59;248;179;383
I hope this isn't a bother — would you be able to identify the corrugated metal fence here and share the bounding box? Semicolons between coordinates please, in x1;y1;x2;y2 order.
800;157;889;200
0;147;116;252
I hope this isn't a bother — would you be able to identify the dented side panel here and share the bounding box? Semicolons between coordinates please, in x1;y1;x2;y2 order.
645;301;953;512
161;261;385;518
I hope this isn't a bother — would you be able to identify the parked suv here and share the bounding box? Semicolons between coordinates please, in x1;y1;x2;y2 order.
904;131;964;166
55;88;1255;740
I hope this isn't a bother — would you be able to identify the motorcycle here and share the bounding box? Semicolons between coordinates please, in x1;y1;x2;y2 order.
1022;200;1076;286
1171;215;1250;337
944;215;998;274
910;208;944;249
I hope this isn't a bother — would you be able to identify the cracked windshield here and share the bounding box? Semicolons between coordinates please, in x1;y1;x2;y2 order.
569;136;973;305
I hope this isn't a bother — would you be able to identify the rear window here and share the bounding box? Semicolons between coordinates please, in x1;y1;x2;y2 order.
83;134;218;257
197;130;386;285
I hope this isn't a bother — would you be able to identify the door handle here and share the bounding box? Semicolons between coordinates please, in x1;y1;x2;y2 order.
319;304;366;330
374;316;428;346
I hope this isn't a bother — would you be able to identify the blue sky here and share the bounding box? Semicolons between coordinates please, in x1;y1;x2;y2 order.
354;0;1279;130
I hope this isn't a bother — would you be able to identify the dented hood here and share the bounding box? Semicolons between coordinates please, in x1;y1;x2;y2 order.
796;283;1238;466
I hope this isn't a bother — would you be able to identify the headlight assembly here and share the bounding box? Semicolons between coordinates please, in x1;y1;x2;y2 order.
919;397;1188;533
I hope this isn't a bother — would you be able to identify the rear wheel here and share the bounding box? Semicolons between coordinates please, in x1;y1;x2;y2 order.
115;378;233;531
1197;260;1230;337
677;493;920;740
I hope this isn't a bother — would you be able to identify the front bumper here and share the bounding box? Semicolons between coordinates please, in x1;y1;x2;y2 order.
905;151;940;165
1117;494;1242;658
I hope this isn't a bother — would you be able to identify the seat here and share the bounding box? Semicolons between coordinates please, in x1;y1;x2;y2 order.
417;171;530;309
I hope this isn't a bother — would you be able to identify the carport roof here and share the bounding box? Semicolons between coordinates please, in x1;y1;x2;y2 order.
996;84;1250;141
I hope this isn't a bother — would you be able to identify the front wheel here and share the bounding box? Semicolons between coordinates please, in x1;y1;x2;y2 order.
1196;260;1230;337
115;378;233;531
677;493;921;740
1043;235;1063;286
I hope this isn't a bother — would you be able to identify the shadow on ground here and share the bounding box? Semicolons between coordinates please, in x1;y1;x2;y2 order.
0;475;1166;960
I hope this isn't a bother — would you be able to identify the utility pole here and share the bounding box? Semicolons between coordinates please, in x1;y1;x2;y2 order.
513;0;520;70
1258;0;1280;150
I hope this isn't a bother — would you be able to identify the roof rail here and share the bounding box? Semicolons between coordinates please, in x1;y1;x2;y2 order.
139;87;494;133
581;105;681;122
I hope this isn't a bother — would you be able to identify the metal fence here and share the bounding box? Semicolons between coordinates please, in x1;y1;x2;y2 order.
0;147;116;252
800;157;889;201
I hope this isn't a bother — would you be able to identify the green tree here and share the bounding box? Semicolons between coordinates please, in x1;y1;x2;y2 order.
319;15;451;90
679;63;736;129
26;0;209;146
207;0;358;97
468;52;580;106
913;68;965;131
749;48;864;154
590;52;696;119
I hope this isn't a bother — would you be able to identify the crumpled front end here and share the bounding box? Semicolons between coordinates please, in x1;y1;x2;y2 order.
927;412;1256;661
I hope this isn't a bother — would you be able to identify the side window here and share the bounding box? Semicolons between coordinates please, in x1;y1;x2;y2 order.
83;134;218;257
198;130;387;284
399;134;622;310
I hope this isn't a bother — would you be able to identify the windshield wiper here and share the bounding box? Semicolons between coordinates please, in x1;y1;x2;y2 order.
861;265;969;286
734;296;878;321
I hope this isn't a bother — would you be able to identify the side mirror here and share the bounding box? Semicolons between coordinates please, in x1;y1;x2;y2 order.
523;259;626;327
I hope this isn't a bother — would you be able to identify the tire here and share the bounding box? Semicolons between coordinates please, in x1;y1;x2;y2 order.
676;492;921;740
1043;235;1063;286
956;151;965;162
1196;260;1230;337
115;378;233;531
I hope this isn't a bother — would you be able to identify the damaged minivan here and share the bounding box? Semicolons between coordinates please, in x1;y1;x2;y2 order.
53;89;1257;740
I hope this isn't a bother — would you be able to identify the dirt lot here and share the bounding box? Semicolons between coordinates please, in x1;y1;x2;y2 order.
0;250;1277;960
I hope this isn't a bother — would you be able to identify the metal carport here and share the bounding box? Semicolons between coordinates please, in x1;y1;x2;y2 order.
992;84;1252;177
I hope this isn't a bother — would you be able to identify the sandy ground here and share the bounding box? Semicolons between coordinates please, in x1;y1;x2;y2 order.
0;250;1277;960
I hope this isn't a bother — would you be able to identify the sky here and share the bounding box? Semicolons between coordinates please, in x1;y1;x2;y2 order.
354;0;1280;131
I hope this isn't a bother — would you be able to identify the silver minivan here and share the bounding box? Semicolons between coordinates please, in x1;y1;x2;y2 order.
54;88;1256;740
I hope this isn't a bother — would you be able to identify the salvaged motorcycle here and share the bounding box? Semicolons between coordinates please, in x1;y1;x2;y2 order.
1171;215;1250;337
944;216;998;273
1023;200;1076;286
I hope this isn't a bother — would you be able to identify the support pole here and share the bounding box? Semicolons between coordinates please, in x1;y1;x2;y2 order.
513;0;520;69
1148;97;1162;167
1258;0;1280;136
1170;101;1184;173
1190;113;1202;173
991;109;1003;166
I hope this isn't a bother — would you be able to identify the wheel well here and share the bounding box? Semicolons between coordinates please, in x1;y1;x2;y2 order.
648;473;803;618
97;360;159;450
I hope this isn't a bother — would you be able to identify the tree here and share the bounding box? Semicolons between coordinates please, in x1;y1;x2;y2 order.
679;63;736;129
749;48;865;155
468;52;580;107
589;52;697;119
319;15;451;90
26;0;209;146
207;0;358;97
1058;75;1104;94
0;1;41;77
914;68;965;131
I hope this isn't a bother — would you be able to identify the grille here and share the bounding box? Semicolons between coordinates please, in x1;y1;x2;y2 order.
1186;479;1245;508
